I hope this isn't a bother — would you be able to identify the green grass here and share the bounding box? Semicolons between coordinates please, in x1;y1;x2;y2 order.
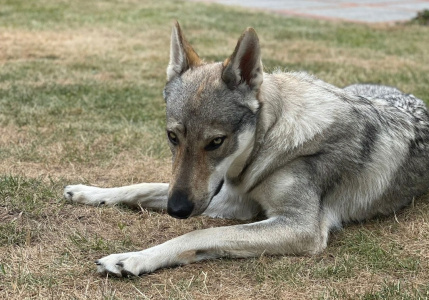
333;228;420;273
1;0;429;299
0;175;58;216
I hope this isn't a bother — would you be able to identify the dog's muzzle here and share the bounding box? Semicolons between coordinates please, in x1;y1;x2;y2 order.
167;190;194;219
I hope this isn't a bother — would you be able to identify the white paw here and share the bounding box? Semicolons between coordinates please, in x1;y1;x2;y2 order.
64;184;110;206
96;251;158;277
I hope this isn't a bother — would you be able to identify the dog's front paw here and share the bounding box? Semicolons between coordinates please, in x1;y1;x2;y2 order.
64;184;108;206
96;251;158;277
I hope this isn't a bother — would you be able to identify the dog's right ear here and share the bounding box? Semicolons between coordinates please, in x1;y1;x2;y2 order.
166;21;202;82
222;28;263;91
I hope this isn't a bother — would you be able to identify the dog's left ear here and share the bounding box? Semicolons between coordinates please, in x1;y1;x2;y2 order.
166;21;202;81
222;28;263;91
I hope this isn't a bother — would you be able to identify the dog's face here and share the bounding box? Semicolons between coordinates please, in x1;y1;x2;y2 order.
163;22;263;219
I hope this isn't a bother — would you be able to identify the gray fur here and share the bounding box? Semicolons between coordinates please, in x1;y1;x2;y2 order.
64;24;429;277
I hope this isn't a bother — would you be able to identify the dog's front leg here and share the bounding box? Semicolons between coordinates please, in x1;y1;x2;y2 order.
64;183;169;209
96;216;322;277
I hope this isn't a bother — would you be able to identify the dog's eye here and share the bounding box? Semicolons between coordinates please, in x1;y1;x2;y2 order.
167;131;178;145
205;137;225;151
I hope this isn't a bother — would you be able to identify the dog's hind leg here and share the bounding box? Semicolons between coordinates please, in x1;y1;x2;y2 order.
63;183;168;209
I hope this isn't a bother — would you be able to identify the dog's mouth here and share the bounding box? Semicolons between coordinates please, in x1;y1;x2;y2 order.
212;179;224;199
186;179;225;217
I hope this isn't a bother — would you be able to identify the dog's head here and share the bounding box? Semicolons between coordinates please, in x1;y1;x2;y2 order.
163;22;263;219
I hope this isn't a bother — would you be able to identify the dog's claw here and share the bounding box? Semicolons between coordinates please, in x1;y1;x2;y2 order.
116;262;135;277
121;269;136;277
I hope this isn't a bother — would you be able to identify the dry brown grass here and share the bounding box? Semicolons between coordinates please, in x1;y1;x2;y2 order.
0;125;170;185
0;28;169;85
3;204;427;299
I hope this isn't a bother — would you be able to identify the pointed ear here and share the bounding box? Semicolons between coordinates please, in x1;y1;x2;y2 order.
222;28;263;91
166;21;202;81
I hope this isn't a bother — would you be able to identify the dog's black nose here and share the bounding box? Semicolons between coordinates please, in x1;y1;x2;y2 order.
167;190;194;219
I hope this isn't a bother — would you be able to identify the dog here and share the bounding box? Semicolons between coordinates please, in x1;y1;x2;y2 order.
64;21;429;277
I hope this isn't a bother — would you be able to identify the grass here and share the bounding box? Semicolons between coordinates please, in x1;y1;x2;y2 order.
0;0;429;298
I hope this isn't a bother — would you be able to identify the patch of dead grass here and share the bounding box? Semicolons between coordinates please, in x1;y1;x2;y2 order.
0;124;170;185
0;28;166;63
0;144;171;186
1;200;428;298
0;28;170;68
0;27;169;91
0;125;29;146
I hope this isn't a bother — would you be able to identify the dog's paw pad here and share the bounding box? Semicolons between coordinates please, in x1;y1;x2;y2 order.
121;269;136;277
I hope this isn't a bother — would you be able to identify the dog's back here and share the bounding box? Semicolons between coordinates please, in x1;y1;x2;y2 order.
339;83;429;215
345;84;429;121
320;83;429;223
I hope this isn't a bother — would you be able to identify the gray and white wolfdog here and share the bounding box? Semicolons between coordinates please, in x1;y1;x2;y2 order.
64;22;429;277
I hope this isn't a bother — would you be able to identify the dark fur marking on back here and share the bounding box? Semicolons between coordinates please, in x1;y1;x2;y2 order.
302;151;342;204
360;122;378;161
409;126;429;154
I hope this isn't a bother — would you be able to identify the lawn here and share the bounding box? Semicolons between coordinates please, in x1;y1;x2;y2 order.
1;0;429;299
